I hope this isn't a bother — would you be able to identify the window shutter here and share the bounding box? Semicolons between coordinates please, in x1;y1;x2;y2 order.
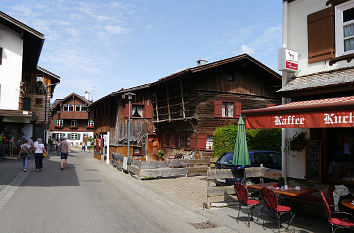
170;135;176;148
233;102;242;118
190;134;196;150
144;104;153;118
214;101;222;117
67;133;71;139
161;135;167;148
124;104;130;118
307;7;335;63
78;134;81;140
52;133;55;138
197;135;207;151
0;47;2;65
54;120;57;125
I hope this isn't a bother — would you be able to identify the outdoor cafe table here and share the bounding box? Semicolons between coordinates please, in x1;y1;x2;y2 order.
341;198;354;210
247;182;317;197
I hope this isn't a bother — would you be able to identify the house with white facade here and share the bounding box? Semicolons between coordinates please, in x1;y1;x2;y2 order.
243;0;354;186
0;11;60;143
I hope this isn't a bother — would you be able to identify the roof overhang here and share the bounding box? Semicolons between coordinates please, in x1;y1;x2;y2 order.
0;11;44;70
242;96;354;128
0;110;35;123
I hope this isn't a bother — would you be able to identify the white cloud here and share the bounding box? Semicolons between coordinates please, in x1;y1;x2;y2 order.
105;25;130;34
241;44;255;54
144;24;152;30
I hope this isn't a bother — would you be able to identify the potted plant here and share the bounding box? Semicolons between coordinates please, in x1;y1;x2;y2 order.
156;149;164;161
289;131;306;152
55;125;63;129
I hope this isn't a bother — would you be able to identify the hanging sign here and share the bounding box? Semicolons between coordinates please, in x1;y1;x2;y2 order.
278;48;299;72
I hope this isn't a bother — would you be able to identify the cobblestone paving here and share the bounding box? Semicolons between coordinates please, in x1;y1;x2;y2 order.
143;176;209;210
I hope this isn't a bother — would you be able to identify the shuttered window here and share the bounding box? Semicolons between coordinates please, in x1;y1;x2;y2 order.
335;1;354;56
307;7;335;63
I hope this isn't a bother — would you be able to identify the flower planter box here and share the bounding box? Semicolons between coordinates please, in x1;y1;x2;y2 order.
55;125;63;129
70;126;78;129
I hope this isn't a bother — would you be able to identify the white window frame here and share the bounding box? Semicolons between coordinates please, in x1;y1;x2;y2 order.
63;104;69;111
71;133;78;140
68;104;74;112
71;120;77;126
57;120;63;126
335;1;354;56
88;120;94;126
75;104;81;111
206;136;213;150
222;102;234;118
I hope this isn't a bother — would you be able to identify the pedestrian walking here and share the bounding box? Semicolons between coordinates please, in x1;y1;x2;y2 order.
81;142;85;151
33;138;47;172
18;139;31;172
87;140;91;151
60;137;69;170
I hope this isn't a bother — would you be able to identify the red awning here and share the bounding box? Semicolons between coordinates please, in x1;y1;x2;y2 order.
242;96;354;129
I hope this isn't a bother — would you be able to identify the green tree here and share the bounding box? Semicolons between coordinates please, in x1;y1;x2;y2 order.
212;124;238;158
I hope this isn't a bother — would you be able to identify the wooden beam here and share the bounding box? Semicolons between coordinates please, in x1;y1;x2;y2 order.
180;80;186;118
166;85;171;120
153;91;159;122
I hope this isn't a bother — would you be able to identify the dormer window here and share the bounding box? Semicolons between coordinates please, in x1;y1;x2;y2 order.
335;1;354;56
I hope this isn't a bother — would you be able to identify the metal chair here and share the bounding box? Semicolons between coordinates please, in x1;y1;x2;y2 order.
260;187;295;232
234;182;260;227
320;191;354;233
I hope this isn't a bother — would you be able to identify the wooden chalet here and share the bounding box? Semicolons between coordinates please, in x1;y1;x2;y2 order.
151;54;281;159
49;93;93;146
90;54;281;162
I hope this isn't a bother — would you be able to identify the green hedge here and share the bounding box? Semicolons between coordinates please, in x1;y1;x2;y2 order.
212;124;281;158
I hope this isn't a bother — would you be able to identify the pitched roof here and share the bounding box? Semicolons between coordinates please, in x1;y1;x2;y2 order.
51;93;91;110
0;11;44;39
37;66;61;83
278;66;354;94
90;54;281;107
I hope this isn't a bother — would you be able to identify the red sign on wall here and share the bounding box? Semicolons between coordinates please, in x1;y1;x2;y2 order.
245;110;354;129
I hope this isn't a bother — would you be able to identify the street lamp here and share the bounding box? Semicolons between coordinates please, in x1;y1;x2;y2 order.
122;92;135;161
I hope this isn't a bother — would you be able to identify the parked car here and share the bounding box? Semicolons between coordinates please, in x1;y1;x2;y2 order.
215;150;281;186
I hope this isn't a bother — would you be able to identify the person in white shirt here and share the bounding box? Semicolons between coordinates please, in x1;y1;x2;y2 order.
33;138;47;172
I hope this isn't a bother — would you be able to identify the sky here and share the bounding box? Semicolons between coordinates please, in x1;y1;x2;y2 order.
2;0;283;102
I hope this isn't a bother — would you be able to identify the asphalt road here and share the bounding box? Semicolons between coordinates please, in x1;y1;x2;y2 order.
0;150;205;233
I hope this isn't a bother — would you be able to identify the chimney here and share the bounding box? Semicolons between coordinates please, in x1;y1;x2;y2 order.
85;91;90;100
197;59;208;66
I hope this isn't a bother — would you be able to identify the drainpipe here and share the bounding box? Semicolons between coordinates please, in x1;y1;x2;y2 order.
106;132;110;165
281;0;289;183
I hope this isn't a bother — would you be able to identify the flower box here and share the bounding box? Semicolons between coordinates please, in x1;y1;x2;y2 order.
70;126;78;129
86;126;94;129
55;125;63;129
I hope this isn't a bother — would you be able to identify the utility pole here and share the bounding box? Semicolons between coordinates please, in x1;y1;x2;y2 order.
122;92;135;165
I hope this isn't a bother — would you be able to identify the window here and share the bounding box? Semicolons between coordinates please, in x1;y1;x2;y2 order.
222;102;234;118
133;147;142;155
227;72;234;82
71;120;77;126
63;104;69;111
71;133;78;140
336;2;354;56
75;104;81;111
57;120;63;126
35;98;42;106
23;98;31;110
68;104;74;111
186;136;191;148
81;106;87;111
177;135;185;148
132;105;143;117
88;120;94;126
52;133;66;139
206;136;213;150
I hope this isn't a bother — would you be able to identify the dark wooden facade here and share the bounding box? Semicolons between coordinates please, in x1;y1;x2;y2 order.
152;55;281;159
90;54;281;161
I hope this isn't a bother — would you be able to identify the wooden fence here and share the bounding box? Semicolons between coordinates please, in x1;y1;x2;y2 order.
206;167;281;208
112;153;215;179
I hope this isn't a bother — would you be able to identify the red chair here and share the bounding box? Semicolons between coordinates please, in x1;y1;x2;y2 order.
320;191;354;233
234;182;260;227
260;187;295;232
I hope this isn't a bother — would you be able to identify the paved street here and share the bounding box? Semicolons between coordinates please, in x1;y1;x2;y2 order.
0;150;329;233
0;150;223;233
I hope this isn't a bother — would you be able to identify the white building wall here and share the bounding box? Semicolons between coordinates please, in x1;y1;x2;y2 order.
287;0;354;77
49;131;94;146
0;24;23;110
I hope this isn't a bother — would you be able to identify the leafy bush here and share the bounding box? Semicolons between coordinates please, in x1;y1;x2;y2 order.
212;124;281;158
212;124;238;158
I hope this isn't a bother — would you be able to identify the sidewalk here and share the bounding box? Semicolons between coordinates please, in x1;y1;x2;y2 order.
142;175;329;232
